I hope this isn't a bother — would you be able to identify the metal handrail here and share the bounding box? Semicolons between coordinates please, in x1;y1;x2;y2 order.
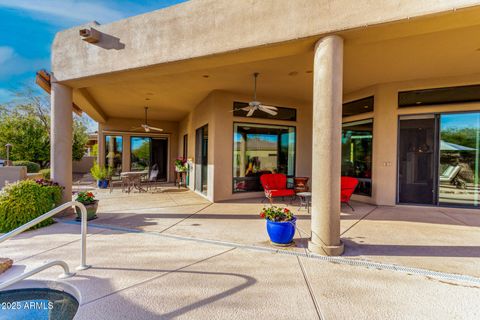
0;260;75;290
0;201;91;271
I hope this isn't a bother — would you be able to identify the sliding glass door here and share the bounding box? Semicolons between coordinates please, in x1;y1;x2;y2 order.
105;135;123;176
131;137;151;171
398;112;480;207
130;136;168;180
195;125;208;195
438;113;480;207
398;116;437;205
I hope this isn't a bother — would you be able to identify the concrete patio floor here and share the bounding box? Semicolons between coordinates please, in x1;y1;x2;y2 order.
1;220;479;319
1;186;480;319
86;186;480;278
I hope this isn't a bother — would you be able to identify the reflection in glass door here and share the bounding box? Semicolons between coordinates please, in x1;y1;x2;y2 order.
130;137;151;171
105;135;123;176
439;113;480;207
398;116;437;205
341;119;373;196
130;136;168;181
195;125;208;195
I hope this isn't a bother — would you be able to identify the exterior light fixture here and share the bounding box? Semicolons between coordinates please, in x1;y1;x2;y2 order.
5;143;12;166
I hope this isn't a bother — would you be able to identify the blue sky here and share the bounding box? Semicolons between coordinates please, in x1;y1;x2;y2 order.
441;113;480;130
0;0;187;104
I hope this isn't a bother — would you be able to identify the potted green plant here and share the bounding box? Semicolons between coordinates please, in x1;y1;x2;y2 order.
90;163;110;188
260;206;297;246
75;191;98;221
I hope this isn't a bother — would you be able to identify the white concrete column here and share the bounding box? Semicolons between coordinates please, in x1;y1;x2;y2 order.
308;35;344;256
51;79;73;203
122;136;131;172
97;123;105;167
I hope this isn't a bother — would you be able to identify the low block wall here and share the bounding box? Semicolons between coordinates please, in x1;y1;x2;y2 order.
0;166;27;189
73;156;95;174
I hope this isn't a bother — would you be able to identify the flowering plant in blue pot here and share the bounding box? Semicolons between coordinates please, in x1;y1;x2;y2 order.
260;206;296;246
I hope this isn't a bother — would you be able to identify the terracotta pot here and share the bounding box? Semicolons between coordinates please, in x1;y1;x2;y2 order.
294;177;309;193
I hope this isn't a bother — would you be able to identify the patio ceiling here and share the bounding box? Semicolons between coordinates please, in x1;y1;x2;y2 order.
68;7;480;123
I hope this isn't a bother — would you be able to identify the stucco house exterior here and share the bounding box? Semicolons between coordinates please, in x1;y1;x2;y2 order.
48;0;480;256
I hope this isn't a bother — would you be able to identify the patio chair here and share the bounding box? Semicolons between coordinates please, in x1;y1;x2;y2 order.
341;176;359;211
260;173;295;204
439;165;465;189
142;164;159;191
109;175;125;193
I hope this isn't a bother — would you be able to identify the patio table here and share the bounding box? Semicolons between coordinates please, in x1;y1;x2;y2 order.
120;171;148;193
297;192;311;213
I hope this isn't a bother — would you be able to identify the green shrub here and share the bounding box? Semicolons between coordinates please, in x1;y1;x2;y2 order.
12;161;41;173
39;168;51;180
0;180;63;233
90;162;112;180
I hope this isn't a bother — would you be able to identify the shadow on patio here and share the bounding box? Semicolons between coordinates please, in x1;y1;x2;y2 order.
87;188;480;277
343;239;480;258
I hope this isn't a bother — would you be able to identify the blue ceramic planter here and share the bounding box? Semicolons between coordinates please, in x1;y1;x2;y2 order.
266;217;297;245
97;180;108;189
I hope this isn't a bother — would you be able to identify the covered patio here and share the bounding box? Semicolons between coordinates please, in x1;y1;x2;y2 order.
67;188;480;278
48;1;480;258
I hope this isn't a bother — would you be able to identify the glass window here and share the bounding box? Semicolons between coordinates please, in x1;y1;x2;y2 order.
183;134;188;158
439;112;480;207
130;137;151;171
105;135;122;176
233;123;295;192
343;96;374;117
341;119;373;196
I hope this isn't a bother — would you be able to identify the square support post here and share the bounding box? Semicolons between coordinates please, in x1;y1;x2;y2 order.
51;77;73;203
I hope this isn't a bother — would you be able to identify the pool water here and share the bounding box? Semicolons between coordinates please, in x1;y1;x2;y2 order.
0;288;78;320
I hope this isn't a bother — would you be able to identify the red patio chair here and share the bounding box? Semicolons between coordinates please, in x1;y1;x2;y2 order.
260;173;295;204
341;176;358;211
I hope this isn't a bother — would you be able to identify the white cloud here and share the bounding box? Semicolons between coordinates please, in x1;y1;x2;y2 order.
0;88;15;104
0;0;126;25
0;46;49;81
0;47;14;65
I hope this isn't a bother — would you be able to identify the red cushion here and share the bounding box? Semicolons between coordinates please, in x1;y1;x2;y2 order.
260;174;287;190
260;174;295;198
269;189;295;197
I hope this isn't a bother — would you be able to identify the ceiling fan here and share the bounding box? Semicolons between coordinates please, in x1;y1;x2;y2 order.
233;73;278;117
131;107;164;132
